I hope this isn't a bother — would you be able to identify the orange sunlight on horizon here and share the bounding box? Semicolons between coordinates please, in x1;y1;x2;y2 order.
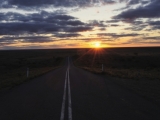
91;41;102;48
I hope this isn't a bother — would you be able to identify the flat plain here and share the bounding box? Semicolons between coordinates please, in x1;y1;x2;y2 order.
73;47;160;102
0;47;160;120
0;47;160;100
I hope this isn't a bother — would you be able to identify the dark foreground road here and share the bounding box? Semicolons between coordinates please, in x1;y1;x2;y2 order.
0;57;160;120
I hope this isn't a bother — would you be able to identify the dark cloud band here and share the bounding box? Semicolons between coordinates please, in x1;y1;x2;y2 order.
0;0;117;8
113;0;160;20
0;11;93;35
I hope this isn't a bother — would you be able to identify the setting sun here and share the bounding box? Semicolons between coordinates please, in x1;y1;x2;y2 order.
94;42;101;48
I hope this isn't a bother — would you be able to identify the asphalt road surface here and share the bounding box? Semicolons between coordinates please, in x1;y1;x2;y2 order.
0;57;160;120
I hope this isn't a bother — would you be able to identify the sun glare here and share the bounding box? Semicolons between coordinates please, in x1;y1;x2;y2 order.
94;42;101;48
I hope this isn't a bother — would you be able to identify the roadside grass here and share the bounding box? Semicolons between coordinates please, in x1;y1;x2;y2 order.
0;49;66;90
0;66;62;90
73;47;160;102
81;67;160;79
75;65;160;102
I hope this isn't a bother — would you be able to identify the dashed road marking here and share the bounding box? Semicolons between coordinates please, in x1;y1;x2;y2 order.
60;57;72;120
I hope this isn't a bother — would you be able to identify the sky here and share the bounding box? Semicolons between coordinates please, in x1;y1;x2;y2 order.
0;0;160;49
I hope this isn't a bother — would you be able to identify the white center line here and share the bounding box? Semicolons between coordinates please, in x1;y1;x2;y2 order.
68;67;72;120
60;57;72;120
60;69;68;120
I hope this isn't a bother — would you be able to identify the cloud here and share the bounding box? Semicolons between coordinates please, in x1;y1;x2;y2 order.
0;11;78;23
145;20;160;30
127;0;150;5
127;0;141;5
0;22;58;35
0;36;53;43
0;11;94;45
87;20;107;27
53;33;82;38
0;0;117;8
114;0;151;12
124;20;148;31
121;35;160;45
99;27;106;31
0;11;92;35
143;36;160;40
106;20;120;23
124;26;145;31
97;33;141;38
113;0;160;20
77;37;113;42
110;24;120;27
148;20;160;26
65;26;92;32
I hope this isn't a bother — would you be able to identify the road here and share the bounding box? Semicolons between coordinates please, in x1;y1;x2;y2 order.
0;57;160;120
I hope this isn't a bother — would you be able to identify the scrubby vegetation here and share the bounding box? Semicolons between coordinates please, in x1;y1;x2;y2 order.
0;49;66;89
1;47;160;101
73;47;160;101
73;47;160;80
